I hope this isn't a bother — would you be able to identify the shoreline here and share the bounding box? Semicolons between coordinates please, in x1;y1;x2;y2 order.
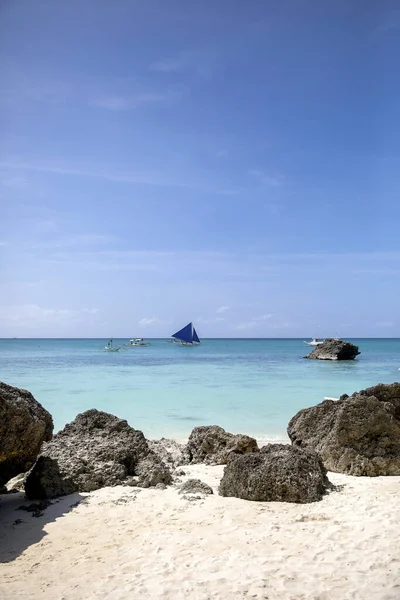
1;464;399;599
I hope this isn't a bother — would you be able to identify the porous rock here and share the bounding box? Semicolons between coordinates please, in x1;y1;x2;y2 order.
25;410;172;499
185;425;259;465
178;478;213;495
148;438;190;468
219;444;330;503
287;382;400;476
304;339;360;361
0;382;53;487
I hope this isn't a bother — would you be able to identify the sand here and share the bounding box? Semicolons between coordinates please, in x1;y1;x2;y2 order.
1;464;399;600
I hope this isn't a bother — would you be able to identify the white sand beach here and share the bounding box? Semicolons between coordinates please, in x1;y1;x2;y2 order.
1;464;399;600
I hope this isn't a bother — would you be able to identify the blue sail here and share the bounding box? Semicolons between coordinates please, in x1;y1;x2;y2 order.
171;322;200;344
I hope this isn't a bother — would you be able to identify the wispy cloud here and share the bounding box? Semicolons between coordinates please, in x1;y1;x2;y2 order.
373;10;400;34
0;159;184;189
0;175;27;189
236;313;274;330
197;317;225;324
150;57;188;73
235;321;257;330
0;304;98;328
248;169;284;188
138;316;162;326
216;305;230;313
149;50;212;79
92;92;166;111
30;233;115;250
376;321;395;328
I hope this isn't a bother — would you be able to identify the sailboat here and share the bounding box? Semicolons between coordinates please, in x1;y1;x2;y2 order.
171;322;200;346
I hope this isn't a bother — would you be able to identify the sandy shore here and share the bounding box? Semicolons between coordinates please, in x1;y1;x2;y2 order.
1;464;399;600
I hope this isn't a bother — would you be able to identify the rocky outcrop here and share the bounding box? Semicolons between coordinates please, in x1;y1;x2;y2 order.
185;425;259;465
0;382;53;487
179;478;213;495
287;382;400;476
25;410;172;499
219;444;330;503
148;438;190;468
304;339;360;361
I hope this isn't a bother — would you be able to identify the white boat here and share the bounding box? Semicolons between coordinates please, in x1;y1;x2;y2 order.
126;338;151;347
171;322;200;346
105;338;120;352
303;338;325;346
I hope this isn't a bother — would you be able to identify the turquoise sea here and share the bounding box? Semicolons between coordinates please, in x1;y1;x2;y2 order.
1;338;399;441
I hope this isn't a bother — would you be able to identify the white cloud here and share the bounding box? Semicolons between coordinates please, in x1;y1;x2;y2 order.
138;316;161;326
236;321;257;330
197;317;224;324
376;321;394;328
216;305;230;313
30;233;115;249
248;169;284;188
0;175;27;188
0;305;98;328
92;92;165;111
235;313;275;330
150;57;188;72
0;159;197;190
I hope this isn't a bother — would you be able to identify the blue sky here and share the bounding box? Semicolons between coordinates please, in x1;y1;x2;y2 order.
1;0;400;337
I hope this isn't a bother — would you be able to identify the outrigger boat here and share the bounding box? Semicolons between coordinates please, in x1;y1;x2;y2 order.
303;338;325;346
105;338;120;352
171;322;200;346
125;338;151;347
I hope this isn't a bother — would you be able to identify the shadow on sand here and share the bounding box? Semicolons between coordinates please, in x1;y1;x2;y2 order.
0;490;85;563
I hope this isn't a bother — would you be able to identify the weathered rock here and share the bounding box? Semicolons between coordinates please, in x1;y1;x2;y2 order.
25;410;172;499
148;438;190;468
185;425;259;465
0;382;53;487
287;382;400;476
304;339;360;361
179;478;213;495
219;444;330;503
5;472;27;493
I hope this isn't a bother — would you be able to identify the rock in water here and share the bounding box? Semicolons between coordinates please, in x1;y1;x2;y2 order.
287;382;400;476
219;444;330;503
304;339;360;360
25;410;172;499
178;478;213;495
185;425;259;465
0;382;53;487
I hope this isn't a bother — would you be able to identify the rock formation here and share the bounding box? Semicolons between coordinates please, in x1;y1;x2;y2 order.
179;478;213;495
185;425;259;465
148;438;190;468
219;444;330;503
0;382;53;487
25;409;172;499
304;339;360;361
287;382;400;476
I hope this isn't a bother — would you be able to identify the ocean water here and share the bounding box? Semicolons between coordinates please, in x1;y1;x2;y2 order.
0;338;399;441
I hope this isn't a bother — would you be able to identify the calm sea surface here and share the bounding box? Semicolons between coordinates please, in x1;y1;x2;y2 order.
1;338;399;441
